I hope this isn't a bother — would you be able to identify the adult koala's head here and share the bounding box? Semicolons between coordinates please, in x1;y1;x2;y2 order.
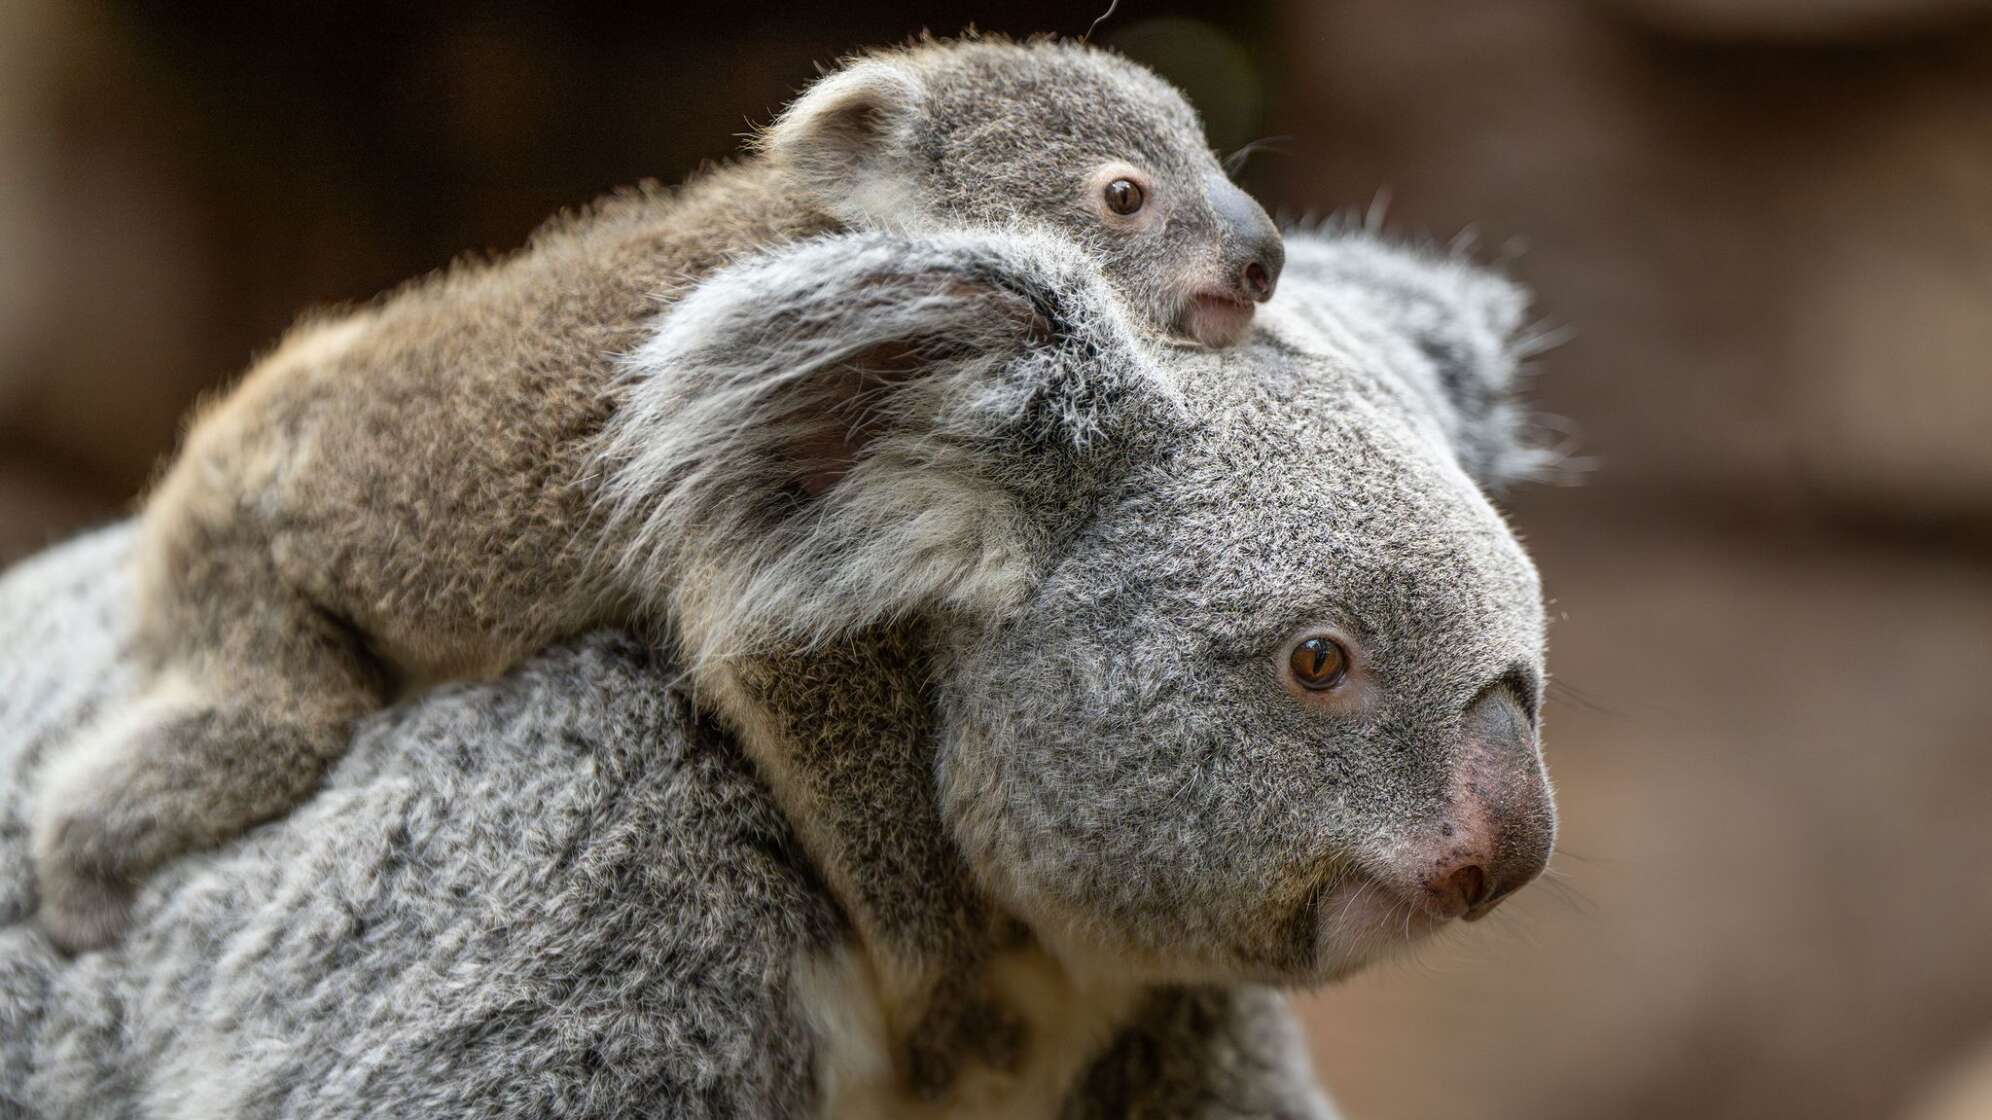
600;224;1556;987
761;35;1284;346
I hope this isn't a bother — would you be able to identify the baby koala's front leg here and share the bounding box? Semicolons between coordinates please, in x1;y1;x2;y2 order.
31;603;385;953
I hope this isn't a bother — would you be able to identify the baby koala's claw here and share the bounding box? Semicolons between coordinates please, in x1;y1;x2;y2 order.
34;865;136;955
31;798;145;954
903;996;1030;1100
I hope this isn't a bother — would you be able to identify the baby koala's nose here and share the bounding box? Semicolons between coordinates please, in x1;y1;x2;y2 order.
1243;257;1277;302
1207;171;1283;304
1232;225;1283;305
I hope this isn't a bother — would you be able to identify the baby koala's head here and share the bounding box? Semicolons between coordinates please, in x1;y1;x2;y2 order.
762;36;1283;348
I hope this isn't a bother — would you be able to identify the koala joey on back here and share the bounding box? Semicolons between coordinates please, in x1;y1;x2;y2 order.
29;32;1281;1097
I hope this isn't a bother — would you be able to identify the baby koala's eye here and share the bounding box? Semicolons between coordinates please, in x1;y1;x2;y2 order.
1103;178;1145;216
1287;636;1349;691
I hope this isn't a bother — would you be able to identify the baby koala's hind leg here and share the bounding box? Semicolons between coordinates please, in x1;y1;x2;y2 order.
31;600;386;954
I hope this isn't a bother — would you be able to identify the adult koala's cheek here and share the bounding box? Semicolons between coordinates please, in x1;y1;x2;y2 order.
932;713;1164;969
935;708;1324;984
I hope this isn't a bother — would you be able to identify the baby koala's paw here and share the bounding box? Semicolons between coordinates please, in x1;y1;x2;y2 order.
903;994;1030;1100
28;703;216;954
33;860;136;955
30;781;152;954
32;800;142;952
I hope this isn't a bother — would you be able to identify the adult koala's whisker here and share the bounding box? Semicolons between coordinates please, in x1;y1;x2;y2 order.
1531;869;1599;917
1546;677;1622;718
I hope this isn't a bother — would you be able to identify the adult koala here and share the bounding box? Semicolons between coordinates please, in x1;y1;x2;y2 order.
0;224;1556;1118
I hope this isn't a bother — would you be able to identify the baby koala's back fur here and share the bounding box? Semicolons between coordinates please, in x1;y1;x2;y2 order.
154;168;828;681
145;30;1279;681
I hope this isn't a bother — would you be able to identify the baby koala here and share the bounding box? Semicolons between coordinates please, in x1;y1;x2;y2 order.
29;33;1281;1099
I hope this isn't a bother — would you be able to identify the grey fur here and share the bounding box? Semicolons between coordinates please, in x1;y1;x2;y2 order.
1062;987;1335;1119
1275;227;1554;488
25;36;1284;1091
0;526;1333;1119
770;38;1286;343
9;224;1553;1116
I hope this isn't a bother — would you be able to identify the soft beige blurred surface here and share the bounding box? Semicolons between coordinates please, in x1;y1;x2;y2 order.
1270;7;1992;1115
1271;0;1992;525
2;4;1988;1117
1907;1036;1992;1120
1303;497;1992;1119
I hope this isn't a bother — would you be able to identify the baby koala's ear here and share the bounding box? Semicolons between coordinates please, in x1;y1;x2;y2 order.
763;58;927;226
598;229;1165;662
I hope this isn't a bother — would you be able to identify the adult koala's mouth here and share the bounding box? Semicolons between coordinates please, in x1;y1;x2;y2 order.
1302;870;1453;980
1177;290;1258;348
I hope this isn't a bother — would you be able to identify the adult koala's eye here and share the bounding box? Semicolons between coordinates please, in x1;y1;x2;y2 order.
1103;178;1145;215
1288;636;1349;691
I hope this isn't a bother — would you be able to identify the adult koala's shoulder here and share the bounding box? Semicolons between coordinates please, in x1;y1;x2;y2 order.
0;528;842;1118
0;530;1333;1120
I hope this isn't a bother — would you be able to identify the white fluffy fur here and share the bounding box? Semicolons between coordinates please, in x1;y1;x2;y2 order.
1272;228;1561;488
594;229;1162;668
795;941;1144;1120
763;61;931;230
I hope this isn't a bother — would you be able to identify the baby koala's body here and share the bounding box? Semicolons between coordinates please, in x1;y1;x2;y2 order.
30;35;1282;1096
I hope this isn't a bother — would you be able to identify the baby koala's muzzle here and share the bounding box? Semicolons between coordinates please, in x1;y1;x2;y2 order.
1207;171;1284;304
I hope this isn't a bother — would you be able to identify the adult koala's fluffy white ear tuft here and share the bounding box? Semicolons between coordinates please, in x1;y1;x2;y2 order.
760;59;928;227
595;229;1171;665
1274;228;1562;489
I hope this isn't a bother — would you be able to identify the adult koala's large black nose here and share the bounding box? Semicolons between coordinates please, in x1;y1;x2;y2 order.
1410;686;1556;922
1208;172;1284;303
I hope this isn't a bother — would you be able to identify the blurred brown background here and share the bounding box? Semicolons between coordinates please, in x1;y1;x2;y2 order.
3;2;1989;1117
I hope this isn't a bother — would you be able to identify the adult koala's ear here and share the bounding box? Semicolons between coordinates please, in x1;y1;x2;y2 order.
762;57;927;227
1280;229;1559;489
597;230;1168;664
